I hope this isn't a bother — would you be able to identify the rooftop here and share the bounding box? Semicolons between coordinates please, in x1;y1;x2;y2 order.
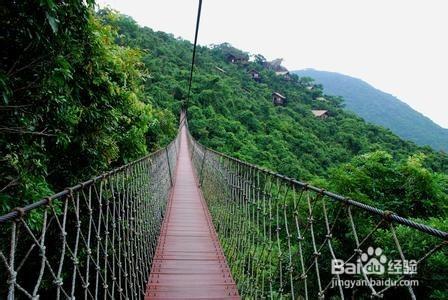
272;92;286;99
275;71;289;76
312;110;328;117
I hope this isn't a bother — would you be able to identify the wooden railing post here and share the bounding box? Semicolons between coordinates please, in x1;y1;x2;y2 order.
199;149;207;187
165;147;173;187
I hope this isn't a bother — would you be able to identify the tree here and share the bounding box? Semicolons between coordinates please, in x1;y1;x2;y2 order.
0;4;174;212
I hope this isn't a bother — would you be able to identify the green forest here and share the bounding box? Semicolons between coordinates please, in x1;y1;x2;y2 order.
294;69;448;152
98;11;447;220
1;2;447;299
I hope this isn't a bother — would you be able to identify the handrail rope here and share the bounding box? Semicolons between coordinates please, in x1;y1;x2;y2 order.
0;132;181;299
188;131;448;240
187;128;448;299
0;133;180;224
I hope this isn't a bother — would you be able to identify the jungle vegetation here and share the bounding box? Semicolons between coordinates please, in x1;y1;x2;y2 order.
99;10;447;217
294;69;448;152
101;11;448;298
1;2;447;298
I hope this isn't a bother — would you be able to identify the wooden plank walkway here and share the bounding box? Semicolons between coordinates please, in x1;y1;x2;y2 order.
145;126;239;299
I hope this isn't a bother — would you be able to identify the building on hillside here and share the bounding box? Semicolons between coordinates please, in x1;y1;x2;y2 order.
275;71;292;81
263;58;292;80
272;92;287;106
316;97;328;102
275;71;289;76
226;53;248;64
264;58;287;72
312;110;329;119
249;69;261;82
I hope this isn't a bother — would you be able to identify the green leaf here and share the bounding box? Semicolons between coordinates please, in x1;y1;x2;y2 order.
46;12;58;33
0;73;10;104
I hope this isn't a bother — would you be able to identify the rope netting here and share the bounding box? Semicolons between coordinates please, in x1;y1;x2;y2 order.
1;121;447;299
188;130;448;299
0;133;180;299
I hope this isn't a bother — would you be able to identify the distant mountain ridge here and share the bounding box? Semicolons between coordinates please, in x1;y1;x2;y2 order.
293;69;448;152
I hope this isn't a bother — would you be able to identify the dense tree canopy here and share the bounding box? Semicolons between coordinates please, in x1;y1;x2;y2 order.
0;2;176;214
1;4;446;298
93;10;448;219
102;13;447;297
295;69;448;152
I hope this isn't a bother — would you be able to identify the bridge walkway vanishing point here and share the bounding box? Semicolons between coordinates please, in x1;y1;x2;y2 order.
145;125;240;299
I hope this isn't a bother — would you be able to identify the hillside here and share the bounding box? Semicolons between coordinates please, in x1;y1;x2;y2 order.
99;12;448;181
2;4;448;299
294;69;448;152
4;4;447;217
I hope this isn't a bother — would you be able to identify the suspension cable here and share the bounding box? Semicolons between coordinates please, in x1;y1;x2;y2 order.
183;0;203;118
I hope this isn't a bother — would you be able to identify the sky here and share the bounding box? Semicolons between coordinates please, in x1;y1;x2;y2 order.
98;0;448;128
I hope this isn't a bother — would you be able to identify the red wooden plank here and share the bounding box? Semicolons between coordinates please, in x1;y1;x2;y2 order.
145;126;240;299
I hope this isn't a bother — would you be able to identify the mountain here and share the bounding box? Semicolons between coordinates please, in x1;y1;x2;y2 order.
96;12;448;181
293;69;448;152
2;5;447;298
103;14;448;298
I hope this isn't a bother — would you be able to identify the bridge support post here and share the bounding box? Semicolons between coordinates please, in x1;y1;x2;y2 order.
165;147;173;187
199;149;207;187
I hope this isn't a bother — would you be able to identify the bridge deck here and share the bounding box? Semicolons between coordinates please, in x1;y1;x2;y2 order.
145;126;239;299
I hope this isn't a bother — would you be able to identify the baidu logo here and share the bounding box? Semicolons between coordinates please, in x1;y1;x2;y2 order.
332;246;416;276
360;246;387;275
331;246;419;289
332;246;387;275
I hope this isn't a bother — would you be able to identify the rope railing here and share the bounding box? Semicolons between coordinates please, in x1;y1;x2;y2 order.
1;119;447;299
187;129;448;299
0;132;181;299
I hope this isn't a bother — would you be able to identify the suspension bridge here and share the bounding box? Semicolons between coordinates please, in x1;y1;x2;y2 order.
0;113;447;299
2;1;448;298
